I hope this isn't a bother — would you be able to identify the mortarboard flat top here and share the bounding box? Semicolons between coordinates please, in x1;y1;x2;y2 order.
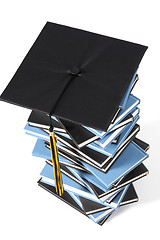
0;22;147;131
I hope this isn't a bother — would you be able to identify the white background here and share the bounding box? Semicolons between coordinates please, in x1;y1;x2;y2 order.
0;1;159;239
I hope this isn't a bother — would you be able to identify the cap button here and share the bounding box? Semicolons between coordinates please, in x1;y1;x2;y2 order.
70;67;80;76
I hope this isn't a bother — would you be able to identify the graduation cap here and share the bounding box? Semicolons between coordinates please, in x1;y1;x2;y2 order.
0;22;148;196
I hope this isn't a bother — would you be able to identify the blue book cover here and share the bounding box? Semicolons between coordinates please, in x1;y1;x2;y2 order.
32;139;87;172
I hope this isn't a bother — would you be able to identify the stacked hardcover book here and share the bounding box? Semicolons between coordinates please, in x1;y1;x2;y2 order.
0;22;149;225
24;72;149;225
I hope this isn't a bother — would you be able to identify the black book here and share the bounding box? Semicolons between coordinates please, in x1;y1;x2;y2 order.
58;117;99;148
101;124;140;172
38;179;138;225
79;183;137;215
44;143;90;173
114;163;149;187
46;161;89;189
109;113;134;133
92;163;148;202
130;74;139;93
37;178;86;216
133;137;150;151
46;158;89;173
112;135;120;144
0;22;147;131
98;184;138;225
55;133;113;167
58;112;134;148
28;110;65;132
120;183;138;206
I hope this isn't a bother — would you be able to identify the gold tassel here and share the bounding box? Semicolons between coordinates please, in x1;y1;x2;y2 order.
49;126;63;196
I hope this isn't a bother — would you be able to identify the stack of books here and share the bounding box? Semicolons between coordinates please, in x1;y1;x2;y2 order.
24;73;149;224
0;22;149;225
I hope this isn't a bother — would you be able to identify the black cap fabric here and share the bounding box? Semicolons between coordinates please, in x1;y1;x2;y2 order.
0;22;147;130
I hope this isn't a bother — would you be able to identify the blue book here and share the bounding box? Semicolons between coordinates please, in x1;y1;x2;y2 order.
25;122;73;142
40;163;98;201
67;166;125;201
83;94;140;138
32;139;87;172
25;124;82;161
25;123;49;140
28;110;66;133
88;208;114;223
73;141;149;188
25;123;76;145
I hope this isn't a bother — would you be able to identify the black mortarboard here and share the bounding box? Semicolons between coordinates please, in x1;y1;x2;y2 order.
0;22;147;131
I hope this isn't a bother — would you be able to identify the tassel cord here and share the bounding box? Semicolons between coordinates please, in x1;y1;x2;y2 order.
49;114;63;196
